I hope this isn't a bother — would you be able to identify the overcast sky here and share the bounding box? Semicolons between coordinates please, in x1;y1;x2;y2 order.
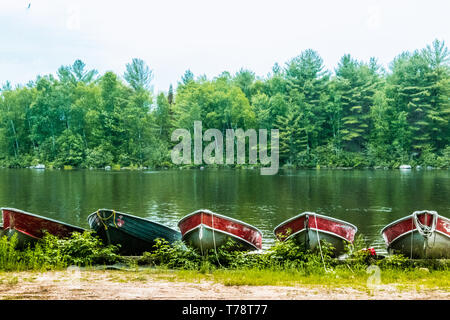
1;0;449;93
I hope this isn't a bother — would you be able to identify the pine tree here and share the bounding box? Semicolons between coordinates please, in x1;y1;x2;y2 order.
421;40;450;151
181;70;194;85
335;55;379;152
155;93;172;141
386;48;445;155
168;84;174;105
124;58;153;91
284;49;329;151
275;109;304;165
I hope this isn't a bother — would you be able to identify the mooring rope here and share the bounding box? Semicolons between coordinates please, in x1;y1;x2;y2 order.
199;212;204;256
211;212;222;267
410;216;414;259
313;213;328;273
413;211;437;239
412;210;437;256
96;209;117;230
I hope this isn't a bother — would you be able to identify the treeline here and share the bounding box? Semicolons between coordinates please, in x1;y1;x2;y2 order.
0;39;449;169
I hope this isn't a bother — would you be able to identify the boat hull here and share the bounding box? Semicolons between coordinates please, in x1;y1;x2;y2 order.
273;212;358;256
87;209;182;255
381;211;450;259
178;210;263;252
1;207;85;247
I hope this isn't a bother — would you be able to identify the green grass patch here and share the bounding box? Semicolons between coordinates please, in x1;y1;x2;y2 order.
130;236;449;290
0;231;121;271
0;231;448;292
100;266;449;291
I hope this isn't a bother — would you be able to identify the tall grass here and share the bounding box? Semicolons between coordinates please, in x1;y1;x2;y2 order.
0;231;121;271
138;236;449;276
0;231;448;291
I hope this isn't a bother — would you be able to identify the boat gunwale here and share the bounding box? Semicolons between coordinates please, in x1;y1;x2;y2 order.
273;211;358;239
4;226;41;240
87;208;180;235
1;207;85;232
383;227;450;248
182;223;261;251
274;226;307;242
275;226;354;243
380;210;449;237
177;209;263;235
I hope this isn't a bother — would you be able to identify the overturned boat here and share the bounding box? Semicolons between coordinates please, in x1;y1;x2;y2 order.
381;210;450;259
87;209;182;255
273;212;358;256
1;207;85;247
178;209;263;252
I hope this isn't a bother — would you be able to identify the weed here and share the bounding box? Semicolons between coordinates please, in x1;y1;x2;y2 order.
0;231;120;271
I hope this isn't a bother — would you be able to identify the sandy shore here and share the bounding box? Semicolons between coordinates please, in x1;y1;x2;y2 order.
0;270;448;300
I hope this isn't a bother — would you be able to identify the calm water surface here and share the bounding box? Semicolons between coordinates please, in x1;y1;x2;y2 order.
0;168;448;253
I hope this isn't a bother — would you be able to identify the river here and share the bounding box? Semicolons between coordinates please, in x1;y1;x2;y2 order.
0;168;448;254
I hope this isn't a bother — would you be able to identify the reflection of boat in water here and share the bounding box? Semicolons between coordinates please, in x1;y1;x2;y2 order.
1;207;85;247
274;212;358;256
87;209;182;255
381;210;450;259
368;206;392;213
178;209;263;252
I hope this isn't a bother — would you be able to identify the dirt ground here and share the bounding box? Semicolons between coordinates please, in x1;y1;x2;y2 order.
0;270;448;300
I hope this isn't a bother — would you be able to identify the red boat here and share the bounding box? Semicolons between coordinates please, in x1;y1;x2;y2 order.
1;207;85;247
178;209;263;252
273;212;358;255
381;210;450;259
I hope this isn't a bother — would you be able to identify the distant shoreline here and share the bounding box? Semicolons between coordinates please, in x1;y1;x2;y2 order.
0;165;448;171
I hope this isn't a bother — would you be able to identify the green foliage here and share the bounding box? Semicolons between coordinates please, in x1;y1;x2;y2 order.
54;129;85;167
0;40;449;169
85;145;114;168
145;236;446;274
0;231;120;271
0;234;25;270
123;58;153;91
377;254;410;270
0;233;445;276
141;237;339;275
140;238;202;270
42;231;121;266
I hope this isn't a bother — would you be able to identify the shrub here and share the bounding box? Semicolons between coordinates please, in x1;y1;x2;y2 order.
84;146;114;168
140;237;337;275
50;231;121;266
0;231;121;271
141;238;203;270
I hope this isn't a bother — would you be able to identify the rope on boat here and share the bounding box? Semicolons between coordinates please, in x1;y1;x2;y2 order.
410;217;414;259
197;211;222;266
412;210;438;256
312;213;328;273
96;209;118;230
413;210;437;239
211;212;222;267
199;212;204;256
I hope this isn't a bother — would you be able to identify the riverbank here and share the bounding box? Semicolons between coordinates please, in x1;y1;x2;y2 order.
0;269;448;300
0;232;448;300
4;163;450;171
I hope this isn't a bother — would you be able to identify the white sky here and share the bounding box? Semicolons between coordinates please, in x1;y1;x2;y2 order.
1;0;449;93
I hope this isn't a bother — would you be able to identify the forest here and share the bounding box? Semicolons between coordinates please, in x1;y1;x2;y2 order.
0;39;449;170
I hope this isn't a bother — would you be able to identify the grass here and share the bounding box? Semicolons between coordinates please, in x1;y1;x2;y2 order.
65;265;448;292
0;232;448;295
0;267;446;301
0;231;121;271
138;267;450;291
